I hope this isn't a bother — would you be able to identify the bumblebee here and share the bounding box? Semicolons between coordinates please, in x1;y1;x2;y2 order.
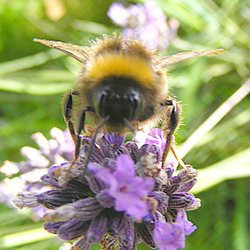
34;35;223;169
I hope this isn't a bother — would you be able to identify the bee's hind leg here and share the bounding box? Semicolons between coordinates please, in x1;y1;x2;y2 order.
160;99;186;169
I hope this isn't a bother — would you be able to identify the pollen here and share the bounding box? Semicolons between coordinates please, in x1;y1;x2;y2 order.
86;53;154;87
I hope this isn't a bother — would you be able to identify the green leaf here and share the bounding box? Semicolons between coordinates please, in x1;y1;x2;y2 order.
192;148;250;193
0;79;71;95
0;51;62;75
0;227;55;248
74;20;113;35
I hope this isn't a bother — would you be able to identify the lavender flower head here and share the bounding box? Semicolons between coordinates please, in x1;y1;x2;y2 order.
0;127;74;215
108;0;179;50
14;128;200;250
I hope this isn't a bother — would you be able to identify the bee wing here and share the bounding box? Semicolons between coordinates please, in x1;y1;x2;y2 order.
160;48;225;67
33;38;89;63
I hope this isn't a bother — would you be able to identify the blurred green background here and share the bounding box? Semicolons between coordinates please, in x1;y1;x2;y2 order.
0;0;249;249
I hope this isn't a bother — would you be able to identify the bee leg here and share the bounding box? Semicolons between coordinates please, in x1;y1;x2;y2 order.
161;100;186;169
82;116;109;176
73;106;95;162
63;91;77;144
124;118;135;133
63;91;96;163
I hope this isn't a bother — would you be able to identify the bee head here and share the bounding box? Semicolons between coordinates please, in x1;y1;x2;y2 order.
94;76;144;128
84;52;156;130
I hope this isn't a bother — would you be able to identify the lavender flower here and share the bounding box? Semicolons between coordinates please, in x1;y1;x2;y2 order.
145;128;167;152
0;128;74;214
153;210;196;250
89;154;154;220
108;0;179;50
13;128;200;250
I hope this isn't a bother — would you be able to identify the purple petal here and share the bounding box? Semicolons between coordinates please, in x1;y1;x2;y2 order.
115;154;135;176
43;198;103;222
36;189;86;209
149;191;169;213
119;217;135;249
13;192;39;208
70;198;104;220
44;221;65;234
86;214;108;243
104;133;124;148
154;220;185;250
20;146;49;167
139;144;162;164
96;190;114;208
92;154;154;220
58;219;90;240
153;210;197;250
136;222;156;248
115;195;149;220
178;165;198;183
168;193;196;209
41;173;60;188
107;3;129;27
145;128;166;153
124;141;140;163
109;212;128;235
92;165;116;187
177;179;197;192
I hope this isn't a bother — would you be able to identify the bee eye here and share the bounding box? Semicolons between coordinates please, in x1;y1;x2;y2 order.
128;91;142;118
98;90;108;117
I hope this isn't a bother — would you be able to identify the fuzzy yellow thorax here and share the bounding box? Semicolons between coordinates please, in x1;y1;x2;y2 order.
86;53;154;86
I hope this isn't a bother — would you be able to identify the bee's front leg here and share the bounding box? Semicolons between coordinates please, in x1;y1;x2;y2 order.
160;99;186;169
63;90;95;162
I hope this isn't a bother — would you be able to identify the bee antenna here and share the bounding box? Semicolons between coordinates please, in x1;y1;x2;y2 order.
123;118;135;133
82;116;109;176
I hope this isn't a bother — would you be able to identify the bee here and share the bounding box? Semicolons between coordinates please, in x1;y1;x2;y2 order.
34;35;224;171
